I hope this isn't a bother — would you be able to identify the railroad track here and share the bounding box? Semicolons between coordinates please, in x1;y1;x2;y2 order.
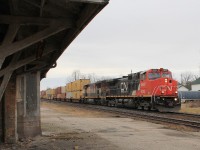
166;111;200;119
78;104;200;129
43;99;200;130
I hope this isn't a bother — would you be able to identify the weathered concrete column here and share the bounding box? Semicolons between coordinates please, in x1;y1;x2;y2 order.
0;94;3;142
17;71;41;139
4;78;17;143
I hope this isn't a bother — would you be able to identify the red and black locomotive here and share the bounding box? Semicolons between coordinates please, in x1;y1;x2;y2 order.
83;68;181;112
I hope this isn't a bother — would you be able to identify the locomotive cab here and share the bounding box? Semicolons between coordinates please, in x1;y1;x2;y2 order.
138;68;180;111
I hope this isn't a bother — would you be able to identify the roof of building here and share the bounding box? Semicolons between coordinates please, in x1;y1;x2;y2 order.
192;78;200;85
178;83;188;88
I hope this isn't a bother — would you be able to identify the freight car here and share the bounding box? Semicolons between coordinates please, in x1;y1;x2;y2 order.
178;91;200;102
82;68;181;112
66;79;90;102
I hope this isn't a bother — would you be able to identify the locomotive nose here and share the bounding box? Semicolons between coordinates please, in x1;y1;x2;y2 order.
160;86;167;94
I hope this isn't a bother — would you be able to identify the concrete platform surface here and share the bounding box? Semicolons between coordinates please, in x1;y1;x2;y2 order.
1;101;200;150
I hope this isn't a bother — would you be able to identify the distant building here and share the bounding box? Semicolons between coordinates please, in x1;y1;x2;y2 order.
191;78;200;91
178;83;189;91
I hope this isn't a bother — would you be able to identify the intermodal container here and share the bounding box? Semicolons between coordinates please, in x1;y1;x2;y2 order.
66;92;73;99
42;95;47;99
61;86;66;94
50;89;56;95
40;90;46;98
72;91;83;102
60;93;66;99
66;83;72;92
71;79;90;91
46;89;51;95
55;87;61;95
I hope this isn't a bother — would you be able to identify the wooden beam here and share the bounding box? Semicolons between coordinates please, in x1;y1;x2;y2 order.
40;0;46;16
0;24;20;69
23;0;41;8
0;60;4;69
0;71;13;102
69;0;109;4
0;48;56;78
0;53;21;102
3;24;20;45
0;23;72;58
0;15;73;26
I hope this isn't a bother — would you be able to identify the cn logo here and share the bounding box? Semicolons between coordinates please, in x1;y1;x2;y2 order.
121;82;128;93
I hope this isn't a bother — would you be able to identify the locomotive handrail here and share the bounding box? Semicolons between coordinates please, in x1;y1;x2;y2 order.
151;85;160;103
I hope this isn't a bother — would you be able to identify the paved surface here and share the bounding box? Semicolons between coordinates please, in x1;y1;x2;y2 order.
1;101;200;150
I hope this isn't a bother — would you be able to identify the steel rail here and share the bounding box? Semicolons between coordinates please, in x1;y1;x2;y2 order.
42;99;200;130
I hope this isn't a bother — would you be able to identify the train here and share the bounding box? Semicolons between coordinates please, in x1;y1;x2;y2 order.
41;68;181;112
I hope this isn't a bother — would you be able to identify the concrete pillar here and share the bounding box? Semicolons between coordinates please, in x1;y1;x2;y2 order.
17;71;41;139
4;78;17;143
0;95;3;142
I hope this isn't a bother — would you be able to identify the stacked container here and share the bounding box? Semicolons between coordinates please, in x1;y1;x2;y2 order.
60;86;66;100
66;82;72;100
66;79;90;102
40;90;46;99
50;88;56;100
46;89;51;99
55;87;61;100
66;82;72;92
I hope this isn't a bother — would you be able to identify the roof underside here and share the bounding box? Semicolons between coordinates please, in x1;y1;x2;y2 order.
0;0;109;80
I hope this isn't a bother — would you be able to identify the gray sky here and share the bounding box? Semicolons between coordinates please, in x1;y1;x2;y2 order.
41;0;200;90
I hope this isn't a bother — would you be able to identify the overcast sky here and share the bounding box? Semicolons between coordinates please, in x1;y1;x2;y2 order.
41;0;200;90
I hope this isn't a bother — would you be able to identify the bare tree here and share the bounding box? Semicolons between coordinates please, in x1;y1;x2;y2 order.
71;70;81;81
193;75;199;80
65;70;114;84
180;72;199;90
65;70;81;84
87;73;98;83
181;72;193;85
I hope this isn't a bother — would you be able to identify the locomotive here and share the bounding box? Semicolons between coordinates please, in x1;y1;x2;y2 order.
83;68;181;112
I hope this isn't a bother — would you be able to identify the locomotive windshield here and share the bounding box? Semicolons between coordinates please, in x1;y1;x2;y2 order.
148;72;161;80
162;72;172;78
148;71;172;80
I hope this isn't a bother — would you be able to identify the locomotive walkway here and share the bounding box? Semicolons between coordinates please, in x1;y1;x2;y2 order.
0;0;109;143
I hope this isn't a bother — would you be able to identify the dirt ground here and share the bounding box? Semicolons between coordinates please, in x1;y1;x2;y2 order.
1;101;200;150
179;102;200;114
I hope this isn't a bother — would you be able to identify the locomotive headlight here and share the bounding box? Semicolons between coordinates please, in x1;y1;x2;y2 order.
165;79;168;83
174;98;178;101
175;91;178;94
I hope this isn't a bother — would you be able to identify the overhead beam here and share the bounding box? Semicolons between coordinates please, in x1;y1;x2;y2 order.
0;15;73;26
0;52;21;101
0;48;56;78
0;23;72;58
0;71;13;102
40;0;46;16
3;24;20;45
0;24;20;69
23;0;41;8
69;0;109;4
